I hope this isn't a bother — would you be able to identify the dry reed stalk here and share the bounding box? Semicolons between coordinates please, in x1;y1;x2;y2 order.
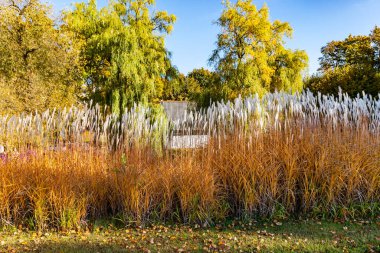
0;91;379;230
0;121;378;230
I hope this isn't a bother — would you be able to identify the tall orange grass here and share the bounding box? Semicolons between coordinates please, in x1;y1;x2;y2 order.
1;91;380;230
0;124;379;230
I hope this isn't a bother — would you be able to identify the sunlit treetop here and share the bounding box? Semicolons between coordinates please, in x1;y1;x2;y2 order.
63;0;176;114
210;0;308;99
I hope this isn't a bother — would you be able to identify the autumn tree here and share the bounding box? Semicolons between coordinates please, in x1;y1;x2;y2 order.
161;66;188;101
0;0;81;114
64;0;175;115
306;27;380;97
186;68;222;107
373;26;380;71
319;35;374;71
210;0;308;100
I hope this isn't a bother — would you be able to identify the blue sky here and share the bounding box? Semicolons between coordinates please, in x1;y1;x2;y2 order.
49;0;380;75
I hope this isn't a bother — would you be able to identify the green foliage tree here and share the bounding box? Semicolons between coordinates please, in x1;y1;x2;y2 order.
319;35;374;71
64;0;176;115
161;67;223;107
306;27;380;97
161;66;188;101
209;0;308;100
372;26;380;71
186;68;222;107
0;0;81;114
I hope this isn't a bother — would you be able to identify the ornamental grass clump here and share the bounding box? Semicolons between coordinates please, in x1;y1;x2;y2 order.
0;90;379;230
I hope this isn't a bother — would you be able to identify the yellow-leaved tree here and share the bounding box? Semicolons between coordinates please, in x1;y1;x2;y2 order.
210;0;308;100
0;0;82;114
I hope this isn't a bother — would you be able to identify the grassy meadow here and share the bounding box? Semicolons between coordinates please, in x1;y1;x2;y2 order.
1;220;379;252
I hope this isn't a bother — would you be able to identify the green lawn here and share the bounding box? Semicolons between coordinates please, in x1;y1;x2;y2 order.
1;220;379;253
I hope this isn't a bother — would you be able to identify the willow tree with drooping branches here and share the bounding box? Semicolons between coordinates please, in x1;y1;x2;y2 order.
64;0;176;116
